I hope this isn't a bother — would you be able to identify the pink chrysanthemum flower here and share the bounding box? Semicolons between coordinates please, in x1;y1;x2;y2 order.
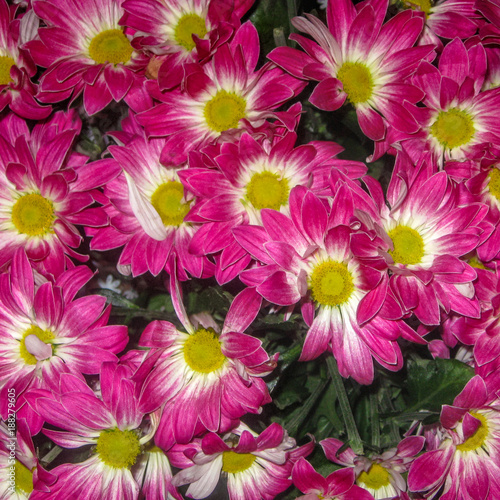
408;375;500;499
234;185;418;384
0;1;51;119
400;0;478;48
26;363;165;500
292;457;374;500
357;153;485;326
25;0;149;115
0;250;128;426
89;131;214;280
121;0;254;89
182;130;366;283
171;422;313;500
321;436;425;499
441;264;500;370
0;418;56;498
136;277;276;449
401;38;500;167
268;0;434;140
444;158;500;262
0;110;116;278
137;21;307;165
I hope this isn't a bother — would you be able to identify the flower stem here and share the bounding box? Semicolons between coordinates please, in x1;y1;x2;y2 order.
370;391;380;449
327;356;364;455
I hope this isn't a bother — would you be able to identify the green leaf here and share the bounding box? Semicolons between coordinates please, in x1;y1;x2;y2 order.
404;358;474;414
147;294;174;313
93;289;140;309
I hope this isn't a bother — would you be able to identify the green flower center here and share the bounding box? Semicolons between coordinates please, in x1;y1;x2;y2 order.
488;167;500;201
19;325;54;365
150;181;190;227
456;412;489;452
204;90;246;133
246;171;290;210
0;55;15;85
221;451;256;474
429;108;475;150
174;13;207;51
183;328;226;373
96;429;141;468
15;461;34;495
337;61;374;104
88;29;133;65
12;193;55;237
357;463;391;490
404;0;433;15
309;260;354;307
388;225;425;266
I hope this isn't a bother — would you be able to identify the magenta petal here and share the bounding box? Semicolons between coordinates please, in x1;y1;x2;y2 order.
104;64;133;102
357;105;385;141
257;271;300;306
223;287;262;333
83;77;112;115
408;447;453;492
309;78;346;111
454;375;488;409
292;458;328;494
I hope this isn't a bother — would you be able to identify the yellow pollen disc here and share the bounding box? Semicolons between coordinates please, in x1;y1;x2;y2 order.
96;429;141;468
456;412;489;452
429;108;475;150
150;181;190;227
488;167;500;201
19;325;54;365
183;328;226;374
309;260;354;307
204;90;246;133
174;13;207;51
88;29;133;65
245;171;290;210
468;256;489;271
337;61;374;104
404;0;433;15
221;451;256;474
0;55;15;85
15;461;34;495
12;193;55;237
357;463;391;490
388;225;425;266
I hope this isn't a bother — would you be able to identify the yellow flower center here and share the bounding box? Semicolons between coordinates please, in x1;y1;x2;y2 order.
12;193;55;237
0;55;15;85
150;181;190;227
309;260;354;307
488;167;500;201
388;225;425;266
245;171;290;210
204;90;246;133
221;451;256;474
468;256;489;271
357;463;391;490
429;108;475;150
183;328;226;374
15;461;34;495
403;0;433;15
456;412;489;452
88;29;133;65
174;13;207;51
96;429;141;468
19;325;54;365
337;61;374;104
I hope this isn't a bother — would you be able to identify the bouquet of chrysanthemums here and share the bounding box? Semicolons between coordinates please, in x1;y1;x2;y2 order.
2;0;500;498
